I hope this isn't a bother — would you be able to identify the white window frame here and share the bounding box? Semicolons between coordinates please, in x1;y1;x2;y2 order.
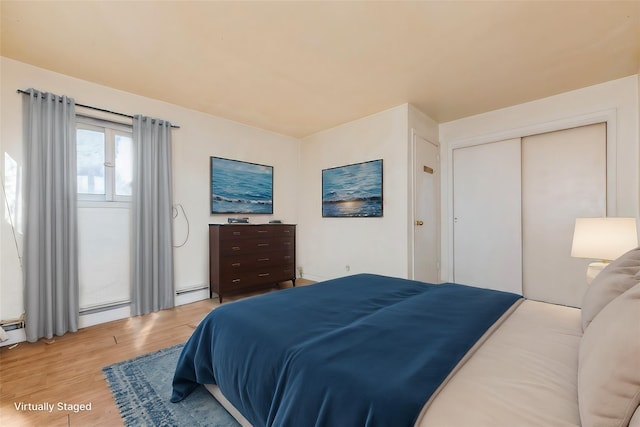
76;116;133;204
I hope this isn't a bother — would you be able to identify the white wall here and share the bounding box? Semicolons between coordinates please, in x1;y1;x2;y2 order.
439;75;640;281
298;105;408;281
295;104;439;282
409;105;439;144
0;57;300;323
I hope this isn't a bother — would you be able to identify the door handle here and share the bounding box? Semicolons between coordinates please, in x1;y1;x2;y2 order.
416;220;424;226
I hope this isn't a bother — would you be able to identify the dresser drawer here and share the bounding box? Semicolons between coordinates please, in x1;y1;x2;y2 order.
219;250;294;274
219;225;295;240
270;225;295;237
220;265;296;290
220;236;294;256
219;226;259;239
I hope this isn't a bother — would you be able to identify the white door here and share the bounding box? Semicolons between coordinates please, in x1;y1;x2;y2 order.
453;138;522;294
413;134;439;283
522;123;607;307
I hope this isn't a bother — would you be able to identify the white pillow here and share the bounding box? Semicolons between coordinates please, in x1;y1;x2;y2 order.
581;247;640;330
578;282;640;427
630;406;640;427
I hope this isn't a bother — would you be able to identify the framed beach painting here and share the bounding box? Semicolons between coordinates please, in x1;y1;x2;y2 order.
210;157;273;214
322;159;383;217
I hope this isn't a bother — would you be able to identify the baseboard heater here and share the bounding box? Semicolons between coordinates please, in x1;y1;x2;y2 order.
0;318;25;344
80;300;130;316
1;289;208;332
175;285;208;295
0;319;24;331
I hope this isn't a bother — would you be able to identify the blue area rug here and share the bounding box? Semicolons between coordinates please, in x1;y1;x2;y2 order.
103;344;240;427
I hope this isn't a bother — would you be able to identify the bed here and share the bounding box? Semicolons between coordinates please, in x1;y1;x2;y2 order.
171;248;640;427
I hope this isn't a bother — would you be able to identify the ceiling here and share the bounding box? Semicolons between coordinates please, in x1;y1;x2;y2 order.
2;1;639;138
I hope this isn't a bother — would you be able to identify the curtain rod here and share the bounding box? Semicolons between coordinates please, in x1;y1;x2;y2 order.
16;89;180;129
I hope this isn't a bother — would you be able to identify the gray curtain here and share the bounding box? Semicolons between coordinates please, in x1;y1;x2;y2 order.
131;115;174;315
23;89;79;342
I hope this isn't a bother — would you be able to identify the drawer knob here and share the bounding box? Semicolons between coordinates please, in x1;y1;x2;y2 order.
232;279;241;284
232;263;241;267
232;246;241;251
258;258;270;262
257;243;269;247
258;273;270;277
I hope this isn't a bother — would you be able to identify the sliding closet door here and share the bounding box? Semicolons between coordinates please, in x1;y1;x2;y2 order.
522;123;606;307
453;138;522;294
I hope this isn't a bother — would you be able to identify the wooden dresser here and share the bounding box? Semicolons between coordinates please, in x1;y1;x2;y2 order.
209;224;296;302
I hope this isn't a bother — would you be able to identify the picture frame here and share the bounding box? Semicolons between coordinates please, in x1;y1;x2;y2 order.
322;159;383;217
210;157;274;214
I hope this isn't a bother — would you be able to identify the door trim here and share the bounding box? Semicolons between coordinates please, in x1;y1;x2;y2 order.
410;129;440;281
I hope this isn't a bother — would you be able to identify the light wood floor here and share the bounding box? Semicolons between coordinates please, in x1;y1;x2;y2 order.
0;280;313;427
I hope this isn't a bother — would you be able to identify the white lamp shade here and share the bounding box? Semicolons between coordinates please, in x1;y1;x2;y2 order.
571;217;638;261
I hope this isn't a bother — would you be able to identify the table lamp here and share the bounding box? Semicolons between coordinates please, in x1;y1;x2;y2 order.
571;217;638;283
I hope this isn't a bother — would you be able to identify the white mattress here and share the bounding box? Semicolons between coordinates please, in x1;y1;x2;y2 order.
206;299;583;426
416;299;583;427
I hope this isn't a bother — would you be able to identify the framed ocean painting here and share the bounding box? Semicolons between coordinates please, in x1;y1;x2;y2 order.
322;159;383;217
210;157;273;214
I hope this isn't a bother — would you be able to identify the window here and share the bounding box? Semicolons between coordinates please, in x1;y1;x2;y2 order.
76;117;133;311
76;117;133;201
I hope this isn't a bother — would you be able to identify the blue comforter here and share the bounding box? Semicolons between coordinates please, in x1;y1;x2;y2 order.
172;274;521;427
